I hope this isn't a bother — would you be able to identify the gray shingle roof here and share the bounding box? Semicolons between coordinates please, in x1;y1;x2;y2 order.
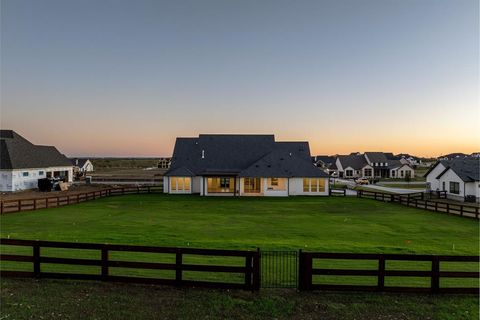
337;154;368;170
436;158;480;182
365;152;388;163
0;130;72;169
239;150;328;178
165;134;325;178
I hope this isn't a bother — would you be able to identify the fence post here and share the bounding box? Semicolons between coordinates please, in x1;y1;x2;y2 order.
0;201;3;214
435;202;438;212
431;256;440;293
252;248;261;291
17;200;21;212
33;244;41;277
33;199;37;210
298;249;304;290
378;255;385;291
298;250;312;291
446;203;449;214
244;254;253;290
175;249;183;286
77;194;80;203
101;246;109;280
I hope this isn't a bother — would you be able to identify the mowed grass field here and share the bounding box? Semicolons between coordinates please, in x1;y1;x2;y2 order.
1;195;478;319
1;194;477;253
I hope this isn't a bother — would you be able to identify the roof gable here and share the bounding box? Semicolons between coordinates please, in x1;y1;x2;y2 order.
435;158;480;182
364;152;388;164
337;154;367;170
0;130;72;169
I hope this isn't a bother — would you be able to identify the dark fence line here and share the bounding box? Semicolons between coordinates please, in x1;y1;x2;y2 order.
1;239;478;293
0;186;163;214
329;188;346;197
357;190;479;219
298;251;479;294
0;238;260;291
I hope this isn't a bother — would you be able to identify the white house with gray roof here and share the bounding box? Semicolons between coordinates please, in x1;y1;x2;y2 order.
425;158;480;202
0;130;73;191
164;134;329;197
334;152;415;179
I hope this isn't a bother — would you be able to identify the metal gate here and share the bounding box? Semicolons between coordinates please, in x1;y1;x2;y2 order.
261;250;298;288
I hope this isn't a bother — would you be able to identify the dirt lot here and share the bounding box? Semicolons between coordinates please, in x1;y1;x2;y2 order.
0;184;114;201
87;168;166;179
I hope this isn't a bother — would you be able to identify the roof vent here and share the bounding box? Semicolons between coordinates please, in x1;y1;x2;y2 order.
201;150;205;159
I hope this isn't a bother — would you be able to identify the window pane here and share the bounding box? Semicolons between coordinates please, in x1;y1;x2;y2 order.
318;178;325;192
184;178;191;191
303;178;309;192
311;179;318;192
178;177;184;190
170;177;177;191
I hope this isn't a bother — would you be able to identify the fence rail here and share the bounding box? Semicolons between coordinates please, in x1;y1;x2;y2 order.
0;238;260;291
329;188;346;197
1;239;478;293
299;251;479;294
0;186;163;214
357;190;479;219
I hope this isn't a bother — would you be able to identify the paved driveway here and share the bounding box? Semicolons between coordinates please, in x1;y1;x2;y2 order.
361;184;425;194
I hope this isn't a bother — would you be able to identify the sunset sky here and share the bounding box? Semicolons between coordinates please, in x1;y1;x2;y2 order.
1;0;478;157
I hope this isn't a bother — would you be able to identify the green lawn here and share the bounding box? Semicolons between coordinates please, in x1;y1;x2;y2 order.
1;195;478;318
1;194;478;254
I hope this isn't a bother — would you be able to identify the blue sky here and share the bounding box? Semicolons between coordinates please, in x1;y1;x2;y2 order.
1;0;478;156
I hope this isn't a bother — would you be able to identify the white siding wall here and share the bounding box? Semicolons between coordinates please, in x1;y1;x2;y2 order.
393;165;415;179
0;171;13;192
0;166;73;192
465;182;480;202
426;163;447;191
343;167;360;178
192;176;201;194
263;178;289;197
437;170;464;200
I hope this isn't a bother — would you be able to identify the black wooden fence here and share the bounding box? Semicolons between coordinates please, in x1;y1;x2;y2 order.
357;190;479;218
1;239;478;293
298;251;479;293
0;238;260;291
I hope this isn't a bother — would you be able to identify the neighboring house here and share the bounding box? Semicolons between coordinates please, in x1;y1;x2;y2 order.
71;158;94;173
438;153;468;161
312;155;335;169
396;153;422;166
0;130;73;192
425;158;480;202
158;157;172;169
334;152;415;179
163;134;329;197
